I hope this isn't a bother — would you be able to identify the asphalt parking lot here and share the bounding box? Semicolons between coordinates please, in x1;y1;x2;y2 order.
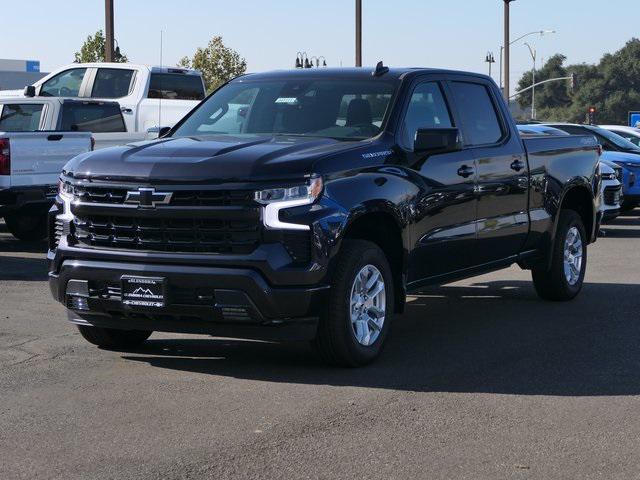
1;212;639;480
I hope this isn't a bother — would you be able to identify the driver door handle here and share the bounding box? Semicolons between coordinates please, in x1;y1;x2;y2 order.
457;165;475;178
510;159;526;172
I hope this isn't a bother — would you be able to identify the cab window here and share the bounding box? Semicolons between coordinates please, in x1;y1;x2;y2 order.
0;104;45;131
91;68;135;98
401;82;453;149
450;82;504;146
148;74;205;100
60;102;126;133
40;68;87;97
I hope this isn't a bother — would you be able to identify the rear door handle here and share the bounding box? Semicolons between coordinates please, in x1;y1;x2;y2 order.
121;107;133;114
510;159;526;172
457;165;475;178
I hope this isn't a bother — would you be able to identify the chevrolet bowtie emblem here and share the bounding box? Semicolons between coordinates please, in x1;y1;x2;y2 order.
125;187;173;208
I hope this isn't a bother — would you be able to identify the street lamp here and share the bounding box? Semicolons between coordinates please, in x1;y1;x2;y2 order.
295;52;327;69
295;52;308;69
485;52;496;77
105;0;115;62
524;42;537;119
503;0;516;101
499;30;556;91
355;0;362;67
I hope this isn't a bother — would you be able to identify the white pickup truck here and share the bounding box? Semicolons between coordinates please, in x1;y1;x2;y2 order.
0;97;149;150
0;63;205;134
0;132;91;240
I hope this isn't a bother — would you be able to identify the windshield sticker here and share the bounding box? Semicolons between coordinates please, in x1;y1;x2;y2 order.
275;97;299;105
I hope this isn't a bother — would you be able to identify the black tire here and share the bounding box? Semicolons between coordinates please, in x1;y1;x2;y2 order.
77;325;152;350
532;209;587;301
620;200;638;213
3;211;47;241
312;239;395;367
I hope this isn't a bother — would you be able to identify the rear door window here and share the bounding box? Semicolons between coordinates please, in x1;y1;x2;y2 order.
450;81;504;146
91;68;135;98
60;102;126;133
40;68;87;97
0;104;45;131
148;74;205;100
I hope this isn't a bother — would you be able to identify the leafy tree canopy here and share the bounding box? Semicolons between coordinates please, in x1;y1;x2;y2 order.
178;36;247;93
515;38;640;124
74;30;128;63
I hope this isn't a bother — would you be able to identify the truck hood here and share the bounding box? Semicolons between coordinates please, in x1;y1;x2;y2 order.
601;151;640;165
64;135;364;183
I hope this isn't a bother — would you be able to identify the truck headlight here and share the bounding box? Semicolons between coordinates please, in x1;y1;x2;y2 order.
58;180;76;201
601;172;617;181
254;176;323;231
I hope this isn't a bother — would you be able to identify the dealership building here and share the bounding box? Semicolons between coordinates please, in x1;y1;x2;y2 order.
0;59;47;90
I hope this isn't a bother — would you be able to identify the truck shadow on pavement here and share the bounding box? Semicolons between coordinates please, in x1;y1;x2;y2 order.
122;279;640;397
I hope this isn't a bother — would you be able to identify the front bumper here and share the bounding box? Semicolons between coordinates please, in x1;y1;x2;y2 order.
47;182;351;341
49;258;329;341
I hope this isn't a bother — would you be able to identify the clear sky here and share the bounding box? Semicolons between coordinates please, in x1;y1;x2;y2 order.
3;0;636;90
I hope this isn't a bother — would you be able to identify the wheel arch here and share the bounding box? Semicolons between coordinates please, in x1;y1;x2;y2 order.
544;183;596;271
339;209;407;313
556;184;596;242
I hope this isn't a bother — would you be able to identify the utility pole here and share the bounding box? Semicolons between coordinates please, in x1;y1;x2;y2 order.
105;0;115;62
503;0;515;101
355;0;362;67
524;42;537;119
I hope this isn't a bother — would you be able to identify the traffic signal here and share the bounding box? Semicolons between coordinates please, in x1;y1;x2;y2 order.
587;106;597;125
570;72;578;92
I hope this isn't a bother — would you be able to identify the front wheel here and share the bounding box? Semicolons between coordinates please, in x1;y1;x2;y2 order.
532;209;587;301
3;211;48;241
312;239;394;367
77;325;152;350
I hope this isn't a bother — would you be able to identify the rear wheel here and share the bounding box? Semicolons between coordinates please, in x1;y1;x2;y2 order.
3;211;47;241
77;325;152;350
313;240;394;367
532;209;587;301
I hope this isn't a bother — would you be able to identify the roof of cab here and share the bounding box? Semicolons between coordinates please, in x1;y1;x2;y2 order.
46;63;202;75
234;67;492;83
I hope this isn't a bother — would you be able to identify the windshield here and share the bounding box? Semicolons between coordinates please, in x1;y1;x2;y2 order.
609;129;640;146
173;78;397;140
592;126;640;151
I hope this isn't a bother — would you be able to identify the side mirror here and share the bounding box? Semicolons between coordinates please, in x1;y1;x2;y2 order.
414;128;462;154
158;126;171;138
24;85;36;97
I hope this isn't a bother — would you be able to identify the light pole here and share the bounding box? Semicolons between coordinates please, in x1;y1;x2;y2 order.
485;52;496;77
499;30;555;90
355;0;362;67
105;0;115;62
524;42;537;119
503;0;515;101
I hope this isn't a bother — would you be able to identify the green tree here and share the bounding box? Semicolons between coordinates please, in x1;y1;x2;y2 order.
516;54;570;112
178;36;246;93
515;38;640;124
74;30;128;63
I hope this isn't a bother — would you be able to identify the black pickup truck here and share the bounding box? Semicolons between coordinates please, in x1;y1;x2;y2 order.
49;66;601;366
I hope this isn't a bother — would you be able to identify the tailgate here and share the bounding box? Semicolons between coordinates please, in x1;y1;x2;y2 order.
5;132;91;187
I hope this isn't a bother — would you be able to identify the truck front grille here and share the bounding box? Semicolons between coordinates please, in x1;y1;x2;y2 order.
75;186;255;207
72;215;260;254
